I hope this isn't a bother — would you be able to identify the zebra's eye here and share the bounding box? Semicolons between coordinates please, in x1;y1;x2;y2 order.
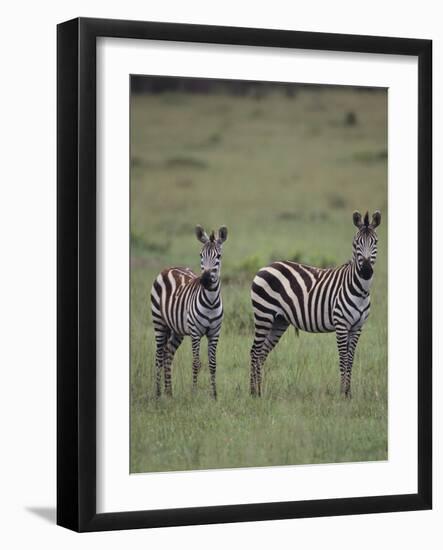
216;254;221;259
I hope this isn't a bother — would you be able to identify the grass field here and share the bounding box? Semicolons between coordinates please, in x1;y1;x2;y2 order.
130;83;388;473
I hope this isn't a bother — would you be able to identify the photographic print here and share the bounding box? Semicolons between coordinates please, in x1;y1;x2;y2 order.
57;18;432;531
130;75;388;474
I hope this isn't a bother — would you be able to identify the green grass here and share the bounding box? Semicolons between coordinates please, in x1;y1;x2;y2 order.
130;86;388;473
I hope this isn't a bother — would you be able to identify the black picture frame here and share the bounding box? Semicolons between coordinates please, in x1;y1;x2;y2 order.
57;17;432;532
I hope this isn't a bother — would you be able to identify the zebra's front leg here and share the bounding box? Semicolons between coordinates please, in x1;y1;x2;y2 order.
207;335;219;399
335;326;350;397
191;333;202;392
345;329;362;399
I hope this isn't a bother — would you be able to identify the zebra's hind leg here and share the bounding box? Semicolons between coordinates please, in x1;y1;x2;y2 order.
257;317;289;396
250;315;288;396
153;325;170;398
163;332;184;397
250;332;267;397
250;352;258;396
250;314;273;396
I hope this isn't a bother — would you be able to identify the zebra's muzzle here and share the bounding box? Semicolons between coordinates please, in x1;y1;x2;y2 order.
200;270;213;288
360;259;373;280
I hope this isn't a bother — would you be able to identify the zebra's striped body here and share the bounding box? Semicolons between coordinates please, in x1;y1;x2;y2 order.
250;210;381;397
151;225;227;398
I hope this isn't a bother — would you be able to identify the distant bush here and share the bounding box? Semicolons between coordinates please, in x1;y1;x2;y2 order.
206;132;222;146
327;193;347;210
344;111;357;126
288;252;303;263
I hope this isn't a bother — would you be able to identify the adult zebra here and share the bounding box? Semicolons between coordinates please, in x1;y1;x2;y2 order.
151;225;228;398
250;210;381;398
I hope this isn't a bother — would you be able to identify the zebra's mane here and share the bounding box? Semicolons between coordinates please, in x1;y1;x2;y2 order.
360;226;373;235
359;212;376;235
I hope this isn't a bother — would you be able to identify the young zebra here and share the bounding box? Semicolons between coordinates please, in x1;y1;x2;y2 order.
150;225;228;398
250;210;381;398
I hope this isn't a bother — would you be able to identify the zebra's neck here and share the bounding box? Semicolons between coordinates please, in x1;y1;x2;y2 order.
200;280;221;307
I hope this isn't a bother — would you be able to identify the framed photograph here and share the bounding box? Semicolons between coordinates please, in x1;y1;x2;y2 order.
57;17;432;532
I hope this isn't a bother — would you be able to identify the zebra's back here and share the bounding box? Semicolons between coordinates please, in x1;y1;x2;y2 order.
251;260;341;333
151;267;199;335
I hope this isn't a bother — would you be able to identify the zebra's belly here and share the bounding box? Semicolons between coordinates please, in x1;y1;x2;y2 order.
284;304;370;333
278;301;336;334
159;298;192;335
161;312;189;336
300;323;336;334
290;320;336;334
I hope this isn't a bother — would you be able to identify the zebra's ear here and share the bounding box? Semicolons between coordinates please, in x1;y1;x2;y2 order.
352;211;363;228
217;226;228;244
195;225;209;243
371;211;381;229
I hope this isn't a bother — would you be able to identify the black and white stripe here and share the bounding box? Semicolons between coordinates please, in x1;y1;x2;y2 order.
150;225;228;398
250;210;381;397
